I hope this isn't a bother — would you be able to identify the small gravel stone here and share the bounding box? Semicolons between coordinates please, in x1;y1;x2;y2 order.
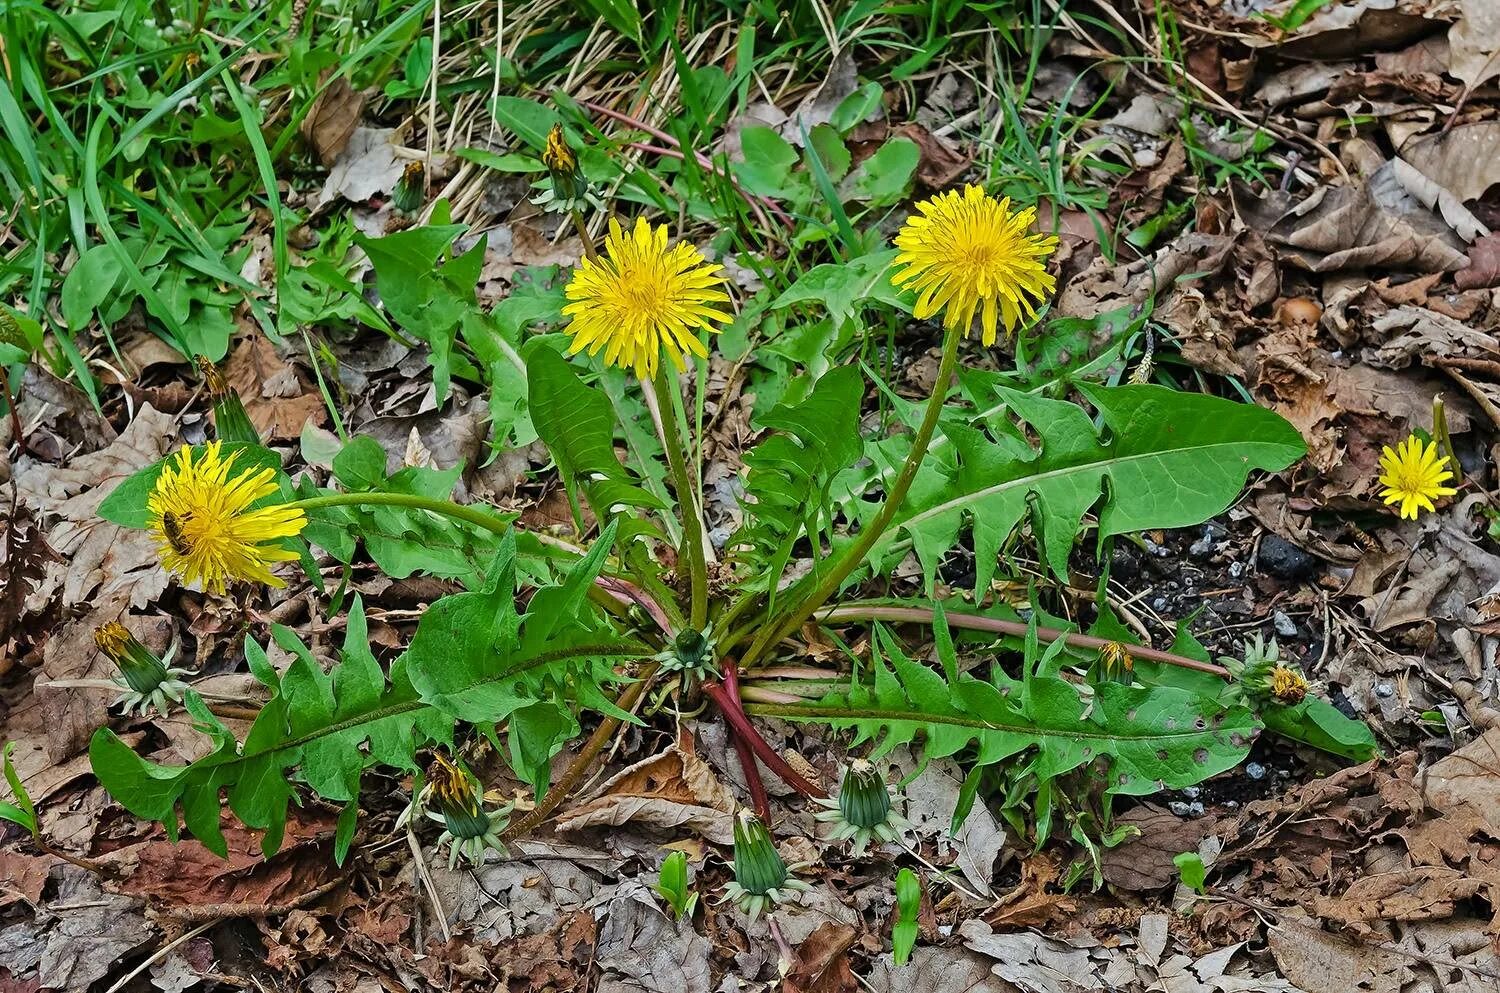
1181;786;1201;800
1153;597;1169;612
1144;537;1171;558
1245;762;1267;781
1273;610;1298;638
1257;534;1317;580
1168;801;1193;817
1376;682;1394;698
1187;801;1205;817
1189;531;1215;558
1228;561;1246;580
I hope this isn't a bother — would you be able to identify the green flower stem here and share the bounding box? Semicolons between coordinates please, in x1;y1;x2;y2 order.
286;491;514;536
737;329;964;669
570;208;599;261
651;371;708;631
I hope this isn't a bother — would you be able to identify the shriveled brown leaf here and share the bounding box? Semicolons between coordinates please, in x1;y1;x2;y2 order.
224;335;328;441
301;75;366;166
555;745;737;843
1102;805;1219;892
783;922;857;993
1422;727;1500;831
1456;232;1500;290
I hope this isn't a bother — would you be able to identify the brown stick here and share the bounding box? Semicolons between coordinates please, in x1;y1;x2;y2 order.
1;371;24;456
816;604;1231;678
502;664;659;839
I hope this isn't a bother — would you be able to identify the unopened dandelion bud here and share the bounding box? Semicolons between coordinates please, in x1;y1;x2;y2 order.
1096;641;1134;685
415;752;512;869
732;810;787;895
1221;634;1309;706
816;760;912;851
96;621;191;715
393;160;425;213
542;123;581;201
195;356;259;446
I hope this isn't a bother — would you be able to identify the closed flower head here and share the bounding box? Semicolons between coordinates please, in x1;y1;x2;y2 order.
562;217;732;380
1378;434;1456;520
543;123;578;179
147;441;306;594
891;185;1058;345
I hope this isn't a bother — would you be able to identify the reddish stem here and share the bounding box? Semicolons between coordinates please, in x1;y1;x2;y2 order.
723;660;772;820
594;575;674;635
702;678;826;800
816;604;1231;678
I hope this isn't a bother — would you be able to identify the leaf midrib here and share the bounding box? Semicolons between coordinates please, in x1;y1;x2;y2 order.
748;703;1255;744
894;437;1288;534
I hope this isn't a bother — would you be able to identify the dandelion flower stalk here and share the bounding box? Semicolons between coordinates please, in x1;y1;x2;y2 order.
652;371;709;629
738;329;962;669
1378;433;1457;520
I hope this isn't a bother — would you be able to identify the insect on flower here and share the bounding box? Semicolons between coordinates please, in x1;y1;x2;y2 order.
146;441;307;595
890;184;1059;345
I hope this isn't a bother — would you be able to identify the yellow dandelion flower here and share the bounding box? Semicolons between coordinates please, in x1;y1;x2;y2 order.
1377;434;1457;520
561;217;733;380
890;184;1059;345
146;441;307;594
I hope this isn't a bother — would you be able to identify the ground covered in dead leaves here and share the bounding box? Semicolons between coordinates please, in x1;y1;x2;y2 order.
5;1;1500;991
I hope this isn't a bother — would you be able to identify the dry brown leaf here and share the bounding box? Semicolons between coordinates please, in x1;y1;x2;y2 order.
783;922;857;993
1422;727;1500;831
0;853;53;908
1235;164;1470;274
1313;866;1487;929
301;76;367;167
1447;0;1500;89
554;745;737;843
224;335;328;441
1401;122;1500;204
1101;805;1219;892
1456;232;1500;290
890;122;970;190
1367;306;1500;369
108;808;339;907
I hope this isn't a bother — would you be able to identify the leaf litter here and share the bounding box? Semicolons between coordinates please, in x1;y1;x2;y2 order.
6;2;1500;991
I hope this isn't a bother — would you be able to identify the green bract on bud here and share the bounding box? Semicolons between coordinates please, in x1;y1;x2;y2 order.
195;356;260;446
816;760;912;852
407;752;513;869
654;626;717;677
530;123;603;216
95;622;191;716
722;809;809;922
1221;634;1310;706
393;160;426;213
